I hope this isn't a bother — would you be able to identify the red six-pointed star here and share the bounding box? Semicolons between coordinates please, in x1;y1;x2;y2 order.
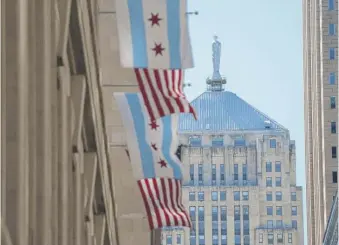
148;13;162;26
151;143;158;151
149;120;159;130
152;43;165;56
158;159;167;168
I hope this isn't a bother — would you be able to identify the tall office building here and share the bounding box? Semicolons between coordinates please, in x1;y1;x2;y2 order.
162;38;304;245
303;0;338;244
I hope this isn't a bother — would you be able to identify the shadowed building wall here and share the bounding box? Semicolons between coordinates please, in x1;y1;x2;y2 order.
1;0;159;244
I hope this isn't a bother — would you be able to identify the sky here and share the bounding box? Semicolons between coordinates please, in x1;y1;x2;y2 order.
185;0;305;242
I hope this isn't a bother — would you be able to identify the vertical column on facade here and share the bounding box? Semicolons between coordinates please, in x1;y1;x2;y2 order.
57;63;72;245
1;0;7;237
28;0;38;242
71;75;87;245
83;152;98;245
17;0;30;242
2;0;30;243
34;0;55;242
51;4;60;244
76;0;117;242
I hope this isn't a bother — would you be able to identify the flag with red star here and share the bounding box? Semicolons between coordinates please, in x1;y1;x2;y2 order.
135;68;196;121
115;0;194;69
114;92;191;230
114;92;189;181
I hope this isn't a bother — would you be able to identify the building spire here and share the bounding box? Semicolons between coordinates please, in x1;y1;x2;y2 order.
206;35;226;92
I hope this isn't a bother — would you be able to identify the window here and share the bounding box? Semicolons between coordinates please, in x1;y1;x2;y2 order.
266;192;273;201
276;191;282;201
189;192;196;201
329;47;336;60
292;206;297;216
198;191;204;201
190;207;196;221
212;219;218;235
277;234;283;243
291;192;297;201
221;235;227;245
276;177;282;187
234;191;240;201
233;164;238;181
267;206;273;215
329;23;336;35
234;138;246;146
190;232;196;245
190;165;194;185
329;72;336;84
220;191;226;201
198;207;204;221
332;146;337;158
211;164;216;186
220;164;225;185
276;206;283;216
276;220;283;228
166;235;172;245
190;136;202;146
242;164;248;181
242;191;249;200
235;235;241;245
212;135;224;146
270;139;276;148
198;164;203;185
275;161;281;172
177;234;182;244
292;220;297;229
268;233;274;244
211;191;218;201
212;234;218;245
243;205;249;220
198;235;205;245
220;206;227;221
266;162;272;172
288;233;293;243
266;177;272;187
331;121;337;133
212;206;218;221
331;96;336;109
221;222;227;235
234;206;241;220
267;220;273;229
329;0;335;10
198;221;205;236
259;233;263;243
333;171;338;183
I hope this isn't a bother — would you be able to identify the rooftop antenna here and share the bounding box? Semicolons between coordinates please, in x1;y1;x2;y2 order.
206;35;226;92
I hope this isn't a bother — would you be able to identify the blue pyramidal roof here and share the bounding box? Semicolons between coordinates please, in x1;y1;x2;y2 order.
179;91;287;133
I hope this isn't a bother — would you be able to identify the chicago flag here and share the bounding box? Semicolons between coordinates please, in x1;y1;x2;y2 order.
114;92;191;230
115;0;194;69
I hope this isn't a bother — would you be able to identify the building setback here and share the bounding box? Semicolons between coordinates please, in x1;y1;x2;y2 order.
303;0;338;244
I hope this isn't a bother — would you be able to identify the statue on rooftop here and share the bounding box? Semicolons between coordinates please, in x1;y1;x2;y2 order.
212;35;222;80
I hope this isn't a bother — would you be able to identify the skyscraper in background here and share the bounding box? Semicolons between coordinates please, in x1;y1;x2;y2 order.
303;0;338;244
161;38;304;245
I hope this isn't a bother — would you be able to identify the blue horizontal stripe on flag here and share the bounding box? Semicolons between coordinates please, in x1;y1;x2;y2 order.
161;116;182;179
126;93;155;178
127;0;148;67
167;0;181;68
